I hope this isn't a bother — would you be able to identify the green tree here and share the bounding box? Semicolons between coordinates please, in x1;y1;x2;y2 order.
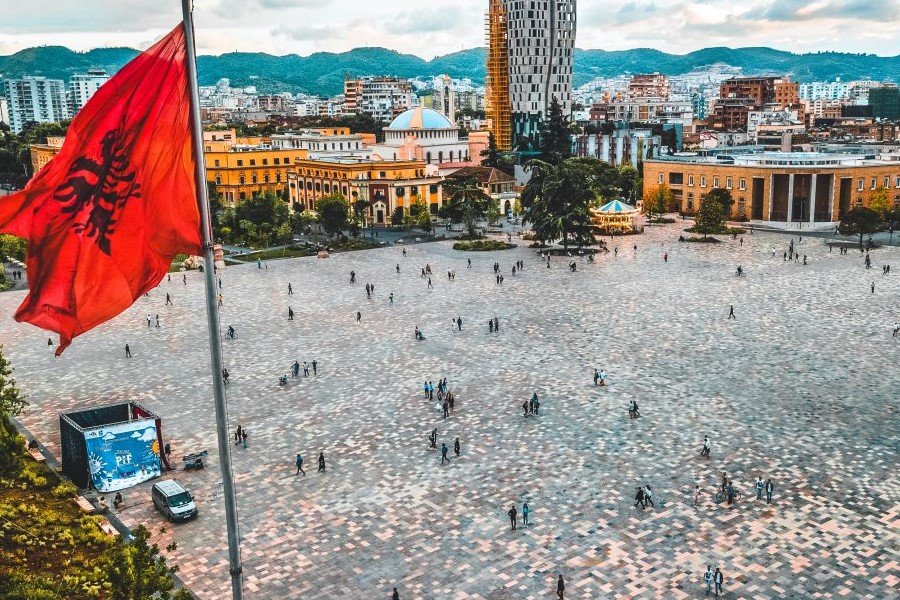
869;186;892;217
316;194;349;237
0;346;27;472
617;165;641;205
481;132;501;169
538;97;571;164
0;234;27;261
643;184;671;224
442;174;492;238
695;192;727;238
416;207;433;233
521;158;596;250
838;206;884;249
107;525;191;600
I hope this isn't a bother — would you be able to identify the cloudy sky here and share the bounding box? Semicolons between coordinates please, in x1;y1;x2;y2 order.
1;0;898;57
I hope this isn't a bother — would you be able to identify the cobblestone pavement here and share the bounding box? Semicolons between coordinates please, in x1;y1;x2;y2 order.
1;224;898;599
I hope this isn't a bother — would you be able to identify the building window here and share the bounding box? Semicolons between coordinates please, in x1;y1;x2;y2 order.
237;160;243;167
214;159;220;167
739;179;746;191
871;178;877;190
669;173;683;185
251;174;257;184
263;159;268;165
657;173;664;184
215;175;221;185
857;179;864;191
688;175;694;186
429;184;439;194
239;175;245;185
379;171;386;178
276;173;281;183
396;187;405;197
239;191;246;200
726;177;732;189
884;177;890;189
700;176;706;187
411;186;418;196
274;158;280;165
686;193;694;212
713;177;720;188
895;176;900;188
263;174;270;183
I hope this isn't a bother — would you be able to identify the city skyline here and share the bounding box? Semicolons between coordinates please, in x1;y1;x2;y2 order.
1;0;899;59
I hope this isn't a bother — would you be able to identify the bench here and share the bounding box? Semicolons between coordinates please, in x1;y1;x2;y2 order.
98;519;118;537
75;495;97;514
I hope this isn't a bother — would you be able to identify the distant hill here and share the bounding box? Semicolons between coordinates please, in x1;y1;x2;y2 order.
1;45;897;97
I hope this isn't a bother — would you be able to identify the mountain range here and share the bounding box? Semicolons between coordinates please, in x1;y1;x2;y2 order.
0;45;897;98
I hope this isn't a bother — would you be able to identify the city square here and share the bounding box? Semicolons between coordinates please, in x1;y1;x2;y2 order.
1;225;897;599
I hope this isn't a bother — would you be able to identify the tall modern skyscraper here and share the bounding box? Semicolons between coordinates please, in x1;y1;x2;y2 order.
3;76;70;134
486;0;576;151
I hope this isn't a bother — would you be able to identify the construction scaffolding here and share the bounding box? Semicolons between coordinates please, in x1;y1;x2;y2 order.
485;0;512;151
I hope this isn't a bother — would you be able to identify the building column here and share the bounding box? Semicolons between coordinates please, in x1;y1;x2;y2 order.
809;174;817;223
829;175;836;222
786;174;794;223
768;174;774;220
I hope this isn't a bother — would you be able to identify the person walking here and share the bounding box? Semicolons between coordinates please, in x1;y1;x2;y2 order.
522;400;530;418
125;344;132;358
312;360;317;376
241;429;248;449
508;505;518;530
356;311;361;323
292;361;300;378
756;477;764;500
456;317;462;331
728;305;736;319
234;425;243;445
556;575;565;600
765;478;774;504
442;400;450;419
288;307;294;321
634;487;646;510
693;484;702;507
392;588;400;600
295;453;305;476
871;281;875;294
522;502;530;527
489;319;494;333
317;452;326;473
222;367;229;385
155;315;160;328
430;428;437;449
714;567;723;596
441;443;449;465
452;437;460;457
704;566;713;595
701;435;711;457
165;293;173;306
288;283;293;296
644;485;655;508
147;314;152;328
593;369;600;386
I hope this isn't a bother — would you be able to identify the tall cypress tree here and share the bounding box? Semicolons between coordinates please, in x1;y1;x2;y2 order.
539;97;571;164
481;132;500;169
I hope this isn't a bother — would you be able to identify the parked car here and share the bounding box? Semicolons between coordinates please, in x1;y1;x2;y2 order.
151;479;198;522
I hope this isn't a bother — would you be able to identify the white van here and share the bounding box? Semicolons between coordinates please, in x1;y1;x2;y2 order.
151;479;198;523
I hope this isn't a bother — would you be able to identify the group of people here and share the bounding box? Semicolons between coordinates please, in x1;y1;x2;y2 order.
633;484;656;509
521;392;541;417
294;451;326;475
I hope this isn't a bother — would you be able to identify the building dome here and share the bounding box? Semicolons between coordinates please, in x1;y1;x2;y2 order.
387;107;454;130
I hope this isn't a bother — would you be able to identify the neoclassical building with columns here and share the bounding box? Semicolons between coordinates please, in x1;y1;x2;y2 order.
370;107;475;166
643;151;900;224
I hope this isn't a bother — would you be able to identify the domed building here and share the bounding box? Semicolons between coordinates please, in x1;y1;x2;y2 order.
371;106;474;166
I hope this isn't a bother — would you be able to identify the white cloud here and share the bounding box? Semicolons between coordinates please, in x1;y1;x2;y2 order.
0;0;897;57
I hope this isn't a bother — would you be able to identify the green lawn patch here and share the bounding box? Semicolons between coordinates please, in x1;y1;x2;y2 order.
683;236;723;243
453;240;516;251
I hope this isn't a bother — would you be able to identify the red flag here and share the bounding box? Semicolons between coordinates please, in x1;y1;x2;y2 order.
0;24;202;354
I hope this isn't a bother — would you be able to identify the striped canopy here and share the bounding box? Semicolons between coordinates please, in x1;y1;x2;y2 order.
597;199;636;213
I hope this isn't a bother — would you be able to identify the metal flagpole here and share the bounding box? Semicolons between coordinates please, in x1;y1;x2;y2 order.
180;1;244;598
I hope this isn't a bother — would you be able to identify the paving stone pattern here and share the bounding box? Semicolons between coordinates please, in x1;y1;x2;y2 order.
0;225;897;599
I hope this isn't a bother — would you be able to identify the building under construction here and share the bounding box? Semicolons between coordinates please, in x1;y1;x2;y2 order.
485;0;576;151
485;0;512;150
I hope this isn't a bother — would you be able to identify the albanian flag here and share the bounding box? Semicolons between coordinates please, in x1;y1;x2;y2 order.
0;24;202;355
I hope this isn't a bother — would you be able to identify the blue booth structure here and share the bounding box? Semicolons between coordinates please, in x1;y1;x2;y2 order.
60;401;168;492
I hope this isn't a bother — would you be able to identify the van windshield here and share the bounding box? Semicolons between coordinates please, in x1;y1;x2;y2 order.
167;492;192;507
